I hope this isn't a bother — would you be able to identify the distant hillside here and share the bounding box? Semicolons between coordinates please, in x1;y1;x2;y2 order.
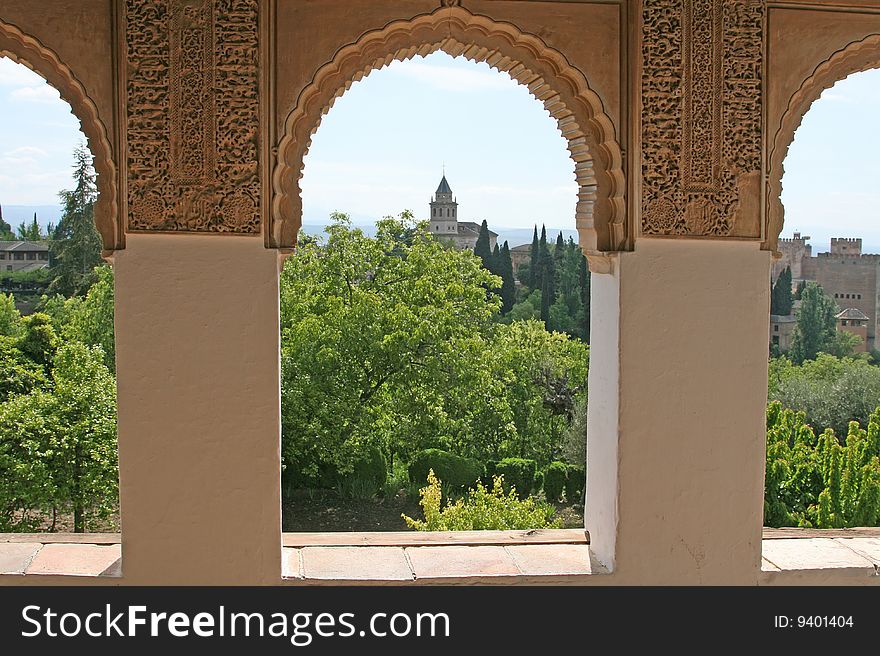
300;214;577;248
1;206;578;248
1;205;62;232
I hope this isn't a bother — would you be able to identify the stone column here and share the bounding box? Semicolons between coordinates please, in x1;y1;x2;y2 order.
114;235;282;584
587;240;771;584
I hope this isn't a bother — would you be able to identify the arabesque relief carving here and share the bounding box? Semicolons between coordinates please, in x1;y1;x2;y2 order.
641;0;763;238
125;0;261;234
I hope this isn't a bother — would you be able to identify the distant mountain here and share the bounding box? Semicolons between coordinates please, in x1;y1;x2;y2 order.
491;227;578;249
0;206;578;248
301;214;577;248
1;205;63;232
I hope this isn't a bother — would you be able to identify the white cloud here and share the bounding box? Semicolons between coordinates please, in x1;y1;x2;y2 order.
385;60;514;92
11;85;61;103
3;146;48;158
0;57;44;86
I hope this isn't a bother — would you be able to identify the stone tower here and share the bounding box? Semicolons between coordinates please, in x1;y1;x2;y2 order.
429;175;458;238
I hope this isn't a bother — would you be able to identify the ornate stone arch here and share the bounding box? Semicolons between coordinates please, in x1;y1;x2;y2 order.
0;19;120;252
272;5;625;272
766;34;880;255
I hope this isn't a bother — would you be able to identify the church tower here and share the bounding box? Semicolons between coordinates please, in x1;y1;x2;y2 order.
429;174;458;238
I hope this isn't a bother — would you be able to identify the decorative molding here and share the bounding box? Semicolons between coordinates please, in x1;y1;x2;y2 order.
125;0;261;235
766;33;880;254
272;5;627;270
641;0;763;239
0;20;120;251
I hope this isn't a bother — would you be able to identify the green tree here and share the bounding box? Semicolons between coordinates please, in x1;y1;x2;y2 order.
527;225;539;289
789;282;838;364
0;336;46;403
0;205;14;240
280;212;501;484
62;265;116;370
769;353;880;437
0;293;22;337
578;249;590;342
498;241;516;314
0;342;117;532
49;143;103;297
771;266;793;316
279;212;590;490
473;220;493;270
17;313;60;372
16;214;42;241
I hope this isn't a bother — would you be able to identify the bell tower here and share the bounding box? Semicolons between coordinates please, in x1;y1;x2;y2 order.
429;174;458;238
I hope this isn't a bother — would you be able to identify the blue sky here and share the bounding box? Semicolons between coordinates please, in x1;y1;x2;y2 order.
0;57;82;208
2;52;879;251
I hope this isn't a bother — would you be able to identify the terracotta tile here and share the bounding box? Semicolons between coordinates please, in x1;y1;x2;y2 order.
26;544;122;577
834;537;880;567
300;546;413;581
406;545;520;579
505;544;592;576
282;547;302;578
0;543;42;575
762;538;874;571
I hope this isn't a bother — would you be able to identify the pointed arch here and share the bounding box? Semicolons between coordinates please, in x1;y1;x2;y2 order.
0;19;120;252
766;34;880;255
272;5;625;272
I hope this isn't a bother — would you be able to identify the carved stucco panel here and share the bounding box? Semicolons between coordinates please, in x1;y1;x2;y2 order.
641;0;763;239
125;0;261;235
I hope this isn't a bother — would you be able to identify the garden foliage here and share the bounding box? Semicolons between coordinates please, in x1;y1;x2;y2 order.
402;469;562;531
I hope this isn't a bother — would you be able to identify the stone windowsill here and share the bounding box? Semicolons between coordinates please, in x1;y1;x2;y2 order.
2;529;880;583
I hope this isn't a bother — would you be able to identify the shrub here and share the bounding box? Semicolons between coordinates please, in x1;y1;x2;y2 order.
402;470;563;531
495;458;537;498
565;465;585;503
337;446;387;499
479;459;499;488
542;462;568;502
408;449;483;492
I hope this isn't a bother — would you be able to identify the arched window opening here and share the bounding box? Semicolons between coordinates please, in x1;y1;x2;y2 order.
281;52;590;535
766;68;880;531
0;56;118;537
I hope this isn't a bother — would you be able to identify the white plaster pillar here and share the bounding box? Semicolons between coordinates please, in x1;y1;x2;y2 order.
113;235;283;584
586;240;772;584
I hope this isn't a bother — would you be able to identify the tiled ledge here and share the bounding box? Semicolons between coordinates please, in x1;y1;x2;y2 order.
0;541;121;577
283;543;596;584
760;536;880;585
2;528;880;583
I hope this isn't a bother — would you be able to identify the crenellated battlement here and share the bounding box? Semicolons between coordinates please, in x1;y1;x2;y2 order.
830;237;863;255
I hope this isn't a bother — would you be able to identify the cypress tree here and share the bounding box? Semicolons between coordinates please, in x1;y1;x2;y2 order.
538;225;555;305
540;275;551;324
554;231;565;274
771;266;793;316
491;242;501;276
500;241;516;314
578;251;590;342
473;219;493;270
528;225;539;290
